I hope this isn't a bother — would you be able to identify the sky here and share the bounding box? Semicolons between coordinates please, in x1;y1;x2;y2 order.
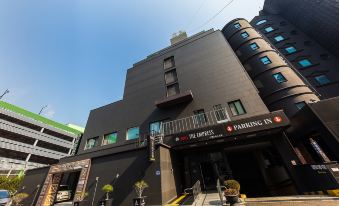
0;0;265;127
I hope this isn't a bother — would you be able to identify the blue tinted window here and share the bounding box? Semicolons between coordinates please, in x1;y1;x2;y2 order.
126;127;139;140
241;32;249;39
315;75;330;85
260;56;272;65
234;23;241;29
249;43;259;50
295;102;306;110
274;35;285;42
150;121;163;136
265;27;274;33
256;20;267;25
273;73;287;83
298;59;312;67
285;46;297;54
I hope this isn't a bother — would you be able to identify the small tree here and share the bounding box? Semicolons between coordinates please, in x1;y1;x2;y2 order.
134;180;148;198
11;193;29;206
102;184;113;200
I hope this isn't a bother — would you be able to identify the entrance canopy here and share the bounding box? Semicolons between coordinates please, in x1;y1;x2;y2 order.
163;110;289;148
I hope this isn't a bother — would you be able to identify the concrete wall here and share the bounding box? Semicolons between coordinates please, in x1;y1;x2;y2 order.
20;167;50;206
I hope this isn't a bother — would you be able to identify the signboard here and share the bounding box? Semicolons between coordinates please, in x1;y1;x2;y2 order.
170;111;289;146
148;136;155;161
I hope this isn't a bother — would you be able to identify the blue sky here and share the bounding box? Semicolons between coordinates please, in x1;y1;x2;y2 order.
0;0;264;127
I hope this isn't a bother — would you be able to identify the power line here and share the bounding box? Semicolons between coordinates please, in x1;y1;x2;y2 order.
189;0;235;33
184;0;208;29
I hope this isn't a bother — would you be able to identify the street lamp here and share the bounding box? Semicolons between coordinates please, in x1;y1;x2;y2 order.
0;89;9;100
38;105;48;115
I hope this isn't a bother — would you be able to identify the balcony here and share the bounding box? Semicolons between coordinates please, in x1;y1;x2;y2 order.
155;90;193;108
158;107;231;140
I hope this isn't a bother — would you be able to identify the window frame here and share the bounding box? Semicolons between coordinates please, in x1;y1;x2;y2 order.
285;46;297;54
102;132;118;146
163;56;175;70
298;59;312;68
126;126;140;140
314;74;331;85
193;109;208;125
166;83;180;97
249;42;259;50
273;72;287;83
213;104;229;123
256;19;267;25
234;23;241;29
274;35;285;42
84;137;99;150
164;69;178;85
240;31;249;39
295;101;306;110
264;26;274;33
228;100;246;116
260;56;272;65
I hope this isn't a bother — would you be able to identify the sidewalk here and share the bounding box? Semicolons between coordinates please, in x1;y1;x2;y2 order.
192;193;339;206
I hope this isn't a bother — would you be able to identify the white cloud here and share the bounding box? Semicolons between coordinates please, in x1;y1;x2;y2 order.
42;105;56;119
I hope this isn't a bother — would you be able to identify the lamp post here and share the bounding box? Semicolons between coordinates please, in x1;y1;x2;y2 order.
0;89;9;100
38;105;48;115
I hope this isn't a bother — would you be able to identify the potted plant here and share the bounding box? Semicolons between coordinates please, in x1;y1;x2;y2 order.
11;192;29;206
224;180;240;206
133;180;148;206
101;184;113;206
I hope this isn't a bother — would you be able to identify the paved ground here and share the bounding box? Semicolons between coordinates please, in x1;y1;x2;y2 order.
192;193;339;206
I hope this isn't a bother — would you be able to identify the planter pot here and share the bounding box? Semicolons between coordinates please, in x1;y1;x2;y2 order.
225;195;239;206
133;196;146;206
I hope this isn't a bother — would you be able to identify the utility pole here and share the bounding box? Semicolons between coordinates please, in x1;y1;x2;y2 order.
0;89;9;100
38;105;48;115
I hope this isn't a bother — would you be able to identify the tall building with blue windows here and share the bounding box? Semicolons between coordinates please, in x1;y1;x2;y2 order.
251;0;339;100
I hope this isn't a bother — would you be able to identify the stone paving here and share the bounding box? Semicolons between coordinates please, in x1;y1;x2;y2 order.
192;193;339;206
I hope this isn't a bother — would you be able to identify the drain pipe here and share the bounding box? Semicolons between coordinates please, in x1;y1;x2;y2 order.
91;177;99;206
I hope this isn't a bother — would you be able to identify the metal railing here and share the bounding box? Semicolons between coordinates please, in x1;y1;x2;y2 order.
184;180;202;201
160;107;231;137
216;179;226;205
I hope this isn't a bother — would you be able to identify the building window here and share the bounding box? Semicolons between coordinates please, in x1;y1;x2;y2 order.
285;46;297;54
274;35;285;42
166;83;180;97
165;70;178;84
234;23;241;29
193;109;207;125
264;27;274;33
102;132;117;145
298;59;312;68
314;74;330;85
126;127;139;140
150;121;162;136
260;56;272;65
163;56;175;70
256;19;267;25
273;73;287;83
213;104;228;123
85;137;99;150
295;101;306;110
228;100;246;116
241;31;249;39
249;43;259;50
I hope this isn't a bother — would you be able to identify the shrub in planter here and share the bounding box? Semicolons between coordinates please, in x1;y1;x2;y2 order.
11;193;29;206
102;184;113;200
224;180;240;191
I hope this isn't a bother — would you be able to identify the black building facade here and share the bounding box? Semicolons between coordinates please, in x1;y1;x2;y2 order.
20;4;339;205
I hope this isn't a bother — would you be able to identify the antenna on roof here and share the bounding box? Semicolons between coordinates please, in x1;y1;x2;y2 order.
0;89;10;100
